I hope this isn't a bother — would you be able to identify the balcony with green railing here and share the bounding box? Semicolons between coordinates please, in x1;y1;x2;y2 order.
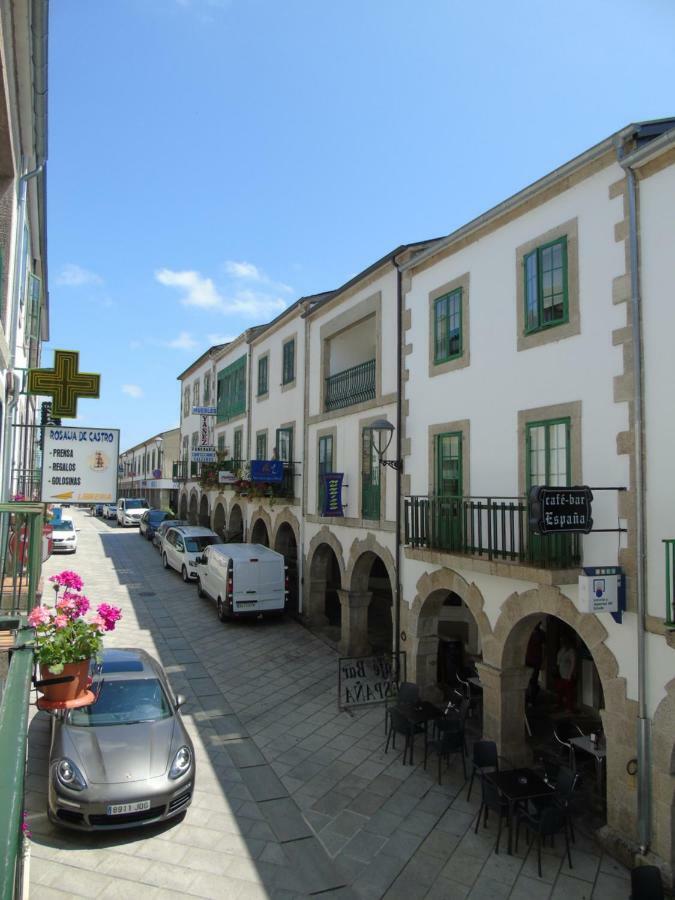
325;359;376;412
404;494;581;570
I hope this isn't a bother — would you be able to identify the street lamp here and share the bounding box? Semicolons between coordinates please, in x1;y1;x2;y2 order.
363;419;402;470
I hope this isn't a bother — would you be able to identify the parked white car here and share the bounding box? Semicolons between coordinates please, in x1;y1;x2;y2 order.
103;503;117;520
195;543;287;621
51;516;78;553
116;498;149;527
162;526;222;582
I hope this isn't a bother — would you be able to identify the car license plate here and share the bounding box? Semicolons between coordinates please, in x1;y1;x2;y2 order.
107;800;151;816
236;600;257;608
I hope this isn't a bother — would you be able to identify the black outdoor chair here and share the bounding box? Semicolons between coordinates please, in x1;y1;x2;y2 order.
630;864;664;900
384;707;419;765
552;720;584;770
434;691;469;740
424;726;467;784
528;764;578;843
456;672;482;719
515;805;573;878
384;681;419;733
473;778;510;854
466;740;514;802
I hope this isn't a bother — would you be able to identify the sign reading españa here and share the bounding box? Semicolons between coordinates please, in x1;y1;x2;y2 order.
27;349;101;418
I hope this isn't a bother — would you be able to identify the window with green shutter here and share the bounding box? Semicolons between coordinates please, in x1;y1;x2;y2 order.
526;418;570;488
256;432;267;460
318;435;333;514
233;428;242;463
282;339;295;385
217;356;247;422
276;427;293;462
258;355;268;396
217;434;225;453
362;429;381;520
434;288;462;363
524;237;568;333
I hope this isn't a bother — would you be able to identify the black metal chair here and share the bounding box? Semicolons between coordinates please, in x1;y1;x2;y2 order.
384;681;419;733
515;805;573;878
473;778;510;853
529;764;578;843
384;707;418;765
424;726;467;784
552;720;584;770
630;865;664;900
466;740;514;801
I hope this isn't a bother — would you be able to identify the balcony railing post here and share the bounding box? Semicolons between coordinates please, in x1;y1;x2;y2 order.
664;540;675;627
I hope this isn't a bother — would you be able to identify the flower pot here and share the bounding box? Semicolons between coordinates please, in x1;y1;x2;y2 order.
38;660;91;702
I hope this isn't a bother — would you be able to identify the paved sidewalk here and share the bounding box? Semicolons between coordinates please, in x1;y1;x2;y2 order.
26;510;633;898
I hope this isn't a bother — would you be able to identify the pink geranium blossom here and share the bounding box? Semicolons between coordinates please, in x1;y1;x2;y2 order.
49;571;84;591
96;604;122;631
27;605;51;627
89;614;106;632
53;615;69;629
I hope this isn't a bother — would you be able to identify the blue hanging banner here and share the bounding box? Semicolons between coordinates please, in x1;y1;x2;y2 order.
251;459;284;483
322;473;344;517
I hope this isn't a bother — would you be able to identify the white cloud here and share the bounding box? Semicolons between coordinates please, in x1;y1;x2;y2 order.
155;269;222;309
224;260;261;280
166;331;198;350
56;263;103;287
122;384;143;399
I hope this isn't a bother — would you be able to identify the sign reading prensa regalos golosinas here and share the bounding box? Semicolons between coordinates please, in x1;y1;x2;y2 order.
528;485;594;535
41;427;120;504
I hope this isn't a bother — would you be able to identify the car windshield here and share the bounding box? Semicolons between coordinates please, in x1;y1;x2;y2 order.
126;499;149;510
149;511;168;523
52;520;74;532
68;677;172;726
185;535;221;552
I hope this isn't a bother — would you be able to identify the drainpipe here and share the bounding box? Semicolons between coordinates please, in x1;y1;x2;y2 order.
1;162;44;504
616;142;650;854
393;261;403;677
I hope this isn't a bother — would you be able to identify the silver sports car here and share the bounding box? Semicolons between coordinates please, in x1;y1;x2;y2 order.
48;648;195;830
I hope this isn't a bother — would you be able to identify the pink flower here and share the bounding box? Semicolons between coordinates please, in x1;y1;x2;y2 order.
89;614;106;632
61;591;90;617
53;615;69;629
49;571;84;591
96;604;122;632
28;606;51;627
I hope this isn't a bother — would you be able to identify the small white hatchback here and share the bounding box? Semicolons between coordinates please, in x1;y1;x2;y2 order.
162;526;222;582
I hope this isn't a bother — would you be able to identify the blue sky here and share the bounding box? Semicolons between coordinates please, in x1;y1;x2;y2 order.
46;0;675;450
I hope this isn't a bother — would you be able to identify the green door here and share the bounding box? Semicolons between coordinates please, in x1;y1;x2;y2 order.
362;429;381;520
526;418;572;564
435;432;463;549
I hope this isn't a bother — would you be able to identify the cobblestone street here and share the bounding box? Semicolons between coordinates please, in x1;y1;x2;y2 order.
25;511;633;898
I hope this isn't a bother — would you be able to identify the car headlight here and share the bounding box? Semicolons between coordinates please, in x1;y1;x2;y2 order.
54;758;87;791
169;746;192;779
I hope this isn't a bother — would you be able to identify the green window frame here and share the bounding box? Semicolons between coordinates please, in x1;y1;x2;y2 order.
217;434;225;453
282;339;295;385
233;428;242;463
525;417;570;489
203;373;211;405
276;427;293;462
216;355;247;422
524;237;568;334
318;435;333;514
433;288;462;363
361;429;381;520
435;432;462;497
256;432;267;461
257;355;268;396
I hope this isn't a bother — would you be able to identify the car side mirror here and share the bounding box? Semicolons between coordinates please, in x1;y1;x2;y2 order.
175;694;187;709
197;555;206;564
76;528;81;532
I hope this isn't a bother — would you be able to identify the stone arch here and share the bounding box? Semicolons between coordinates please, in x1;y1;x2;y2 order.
488;587;636;843
188;488;199;525
346;534;396;595
198;493;210;528
651;677;675;872
305;527;346;627
273;512;300;616
406;567;492;697
213;501;226;539
250;518;270;547
227;503;244;541
178;491;188;520
249;506;272;546
344;536;397;657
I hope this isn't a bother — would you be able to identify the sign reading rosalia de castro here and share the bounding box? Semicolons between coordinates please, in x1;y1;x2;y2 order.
338;652;406;710
528;485;594;535
41;427;120;504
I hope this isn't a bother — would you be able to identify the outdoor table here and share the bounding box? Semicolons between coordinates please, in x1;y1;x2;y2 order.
486;767;555;854
397;700;443;765
569;734;606;792
467;676;482;689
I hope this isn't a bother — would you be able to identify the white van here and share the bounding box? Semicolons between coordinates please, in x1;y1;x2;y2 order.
195;543;287;621
116;497;149;527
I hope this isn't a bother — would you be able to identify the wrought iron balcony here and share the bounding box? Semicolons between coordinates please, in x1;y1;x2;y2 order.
172;460;201;481
405;494;581;569
325;359;376;412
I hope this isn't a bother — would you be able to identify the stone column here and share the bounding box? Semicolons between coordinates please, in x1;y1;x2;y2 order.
338;590;372;657
305;578;329;627
408;635;442;702
477;661;532;765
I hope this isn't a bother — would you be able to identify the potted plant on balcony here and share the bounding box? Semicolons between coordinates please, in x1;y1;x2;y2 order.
28;570;122;702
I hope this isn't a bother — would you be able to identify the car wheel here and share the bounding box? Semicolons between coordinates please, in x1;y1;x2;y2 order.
197;577;206;599
181;566;189;583
163;552;169;570
217;597;227;622
147;531;153;541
